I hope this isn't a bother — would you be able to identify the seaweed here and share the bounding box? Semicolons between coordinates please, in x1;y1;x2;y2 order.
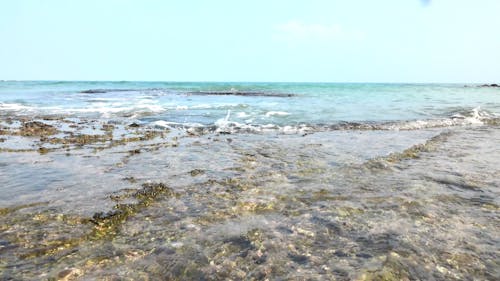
364;131;452;170
89;182;176;238
2;183;176;264
19;121;58;137
0;202;49;216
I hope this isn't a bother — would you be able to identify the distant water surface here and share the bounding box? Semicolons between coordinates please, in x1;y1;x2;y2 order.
1;81;499;128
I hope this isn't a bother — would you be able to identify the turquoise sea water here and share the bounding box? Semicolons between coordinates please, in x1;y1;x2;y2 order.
1;81;499;127
1;81;499;280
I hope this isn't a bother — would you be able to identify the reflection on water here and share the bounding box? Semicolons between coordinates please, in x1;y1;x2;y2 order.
0;119;499;280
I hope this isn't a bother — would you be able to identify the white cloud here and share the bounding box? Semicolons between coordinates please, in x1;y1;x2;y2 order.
274;21;365;42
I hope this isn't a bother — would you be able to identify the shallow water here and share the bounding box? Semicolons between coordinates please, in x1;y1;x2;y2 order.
0;82;499;280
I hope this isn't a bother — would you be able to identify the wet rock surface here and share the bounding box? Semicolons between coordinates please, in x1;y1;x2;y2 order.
0;117;499;280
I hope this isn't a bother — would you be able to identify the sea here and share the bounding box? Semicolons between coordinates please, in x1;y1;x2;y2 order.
0;81;499;280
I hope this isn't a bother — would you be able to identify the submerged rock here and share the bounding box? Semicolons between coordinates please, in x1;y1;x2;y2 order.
189;169;205;176
128;122;141;128
19;121;58;136
89;182;176;238
57;268;83;281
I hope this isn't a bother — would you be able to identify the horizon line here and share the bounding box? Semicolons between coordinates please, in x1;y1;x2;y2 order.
0;79;494;85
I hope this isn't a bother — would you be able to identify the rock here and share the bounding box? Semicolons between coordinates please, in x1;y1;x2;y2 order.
479;84;499;88
288;253;309;264
38;147;50;154
189;169;205;176
19;121;58;136
57;268;82;281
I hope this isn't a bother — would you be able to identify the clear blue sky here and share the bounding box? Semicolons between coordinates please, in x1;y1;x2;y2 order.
1;0;499;83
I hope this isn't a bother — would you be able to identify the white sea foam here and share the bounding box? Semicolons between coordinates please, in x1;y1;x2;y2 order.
237;112;250;118
60;102;165;118
194;107;498;135
152;120;204;129
191;104;213;109
0;103;34;112
152;120;171;128
212;110;285;134
214;110;233;133
265;111;290;117
383;107;493;131
0;101;165;119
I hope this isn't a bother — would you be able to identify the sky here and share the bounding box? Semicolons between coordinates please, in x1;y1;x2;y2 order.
0;0;499;83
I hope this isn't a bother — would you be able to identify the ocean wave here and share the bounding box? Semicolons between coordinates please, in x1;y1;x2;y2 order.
147;107;499;135
381;107;495;130
2;102;498;134
0;101;166;119
0;103;34;112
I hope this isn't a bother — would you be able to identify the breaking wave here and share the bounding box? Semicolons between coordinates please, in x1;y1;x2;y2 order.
151;107;499;135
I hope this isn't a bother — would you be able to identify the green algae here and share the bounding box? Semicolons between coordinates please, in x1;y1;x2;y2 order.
38;147;51;154
360;252;411;281
1;182;176;266
201;228;272;280
1;211;88;261
89;182;176;239
234;200;277;214
0;117;169;154
18;238;82;259
0;148;35;153
365;131;452;170
0;202;49;216
207;177;255;192
0;121;58;137
295;189;351;204
19;121;58;137
49;133;112;146
188;176;286;226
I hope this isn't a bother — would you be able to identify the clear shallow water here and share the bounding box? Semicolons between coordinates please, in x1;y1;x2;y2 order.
0;82;499;280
